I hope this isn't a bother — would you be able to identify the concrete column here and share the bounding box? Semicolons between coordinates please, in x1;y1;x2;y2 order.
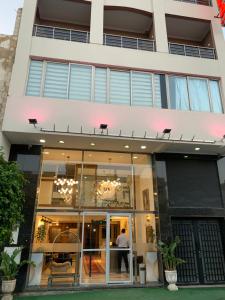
9;0;38;97
0;132;10;160
152;0;168;53
90;0;104;45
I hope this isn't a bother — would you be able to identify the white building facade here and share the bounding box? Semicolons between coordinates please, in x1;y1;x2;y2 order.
3;0;225;290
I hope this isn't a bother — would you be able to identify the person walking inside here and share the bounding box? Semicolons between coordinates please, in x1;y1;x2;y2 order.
116;228;129;273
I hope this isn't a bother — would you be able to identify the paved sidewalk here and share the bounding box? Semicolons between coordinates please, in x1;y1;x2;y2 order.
15;287;225;300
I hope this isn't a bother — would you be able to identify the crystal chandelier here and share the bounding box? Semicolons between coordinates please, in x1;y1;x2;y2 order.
54;178;78;203
96;179;121;200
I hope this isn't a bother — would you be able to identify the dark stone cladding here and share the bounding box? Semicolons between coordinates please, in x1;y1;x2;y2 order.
154;152;225;240
9;145;42;291
154;153;225;284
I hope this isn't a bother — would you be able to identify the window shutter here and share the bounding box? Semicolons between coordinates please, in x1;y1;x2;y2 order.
154;75;162;108
69;65;92;101
95;68;107;103
110;70;130;105
44;62;69;99
26;60;43;96
132;72;153;106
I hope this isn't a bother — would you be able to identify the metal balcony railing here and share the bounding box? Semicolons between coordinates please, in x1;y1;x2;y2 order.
33;25;90;43
168;42;216;59
174;0;212;6
104;34;156;52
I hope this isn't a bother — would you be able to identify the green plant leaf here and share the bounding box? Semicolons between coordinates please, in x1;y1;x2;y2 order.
158;236;185;270
0;151;26;249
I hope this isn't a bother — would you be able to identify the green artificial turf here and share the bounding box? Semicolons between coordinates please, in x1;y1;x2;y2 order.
15;287;225;300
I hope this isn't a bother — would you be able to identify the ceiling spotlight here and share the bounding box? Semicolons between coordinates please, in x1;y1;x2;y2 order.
141;145;147;150
163;128;172;134
124;145;130;149
195;147;200;151
28;118;37;127
133;156;138;159
100;124;108;130
40;139;46;143
90;143;95;146
184;155;188;159
58;140;64;144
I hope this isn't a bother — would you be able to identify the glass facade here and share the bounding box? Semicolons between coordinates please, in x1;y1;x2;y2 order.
28;149;159;287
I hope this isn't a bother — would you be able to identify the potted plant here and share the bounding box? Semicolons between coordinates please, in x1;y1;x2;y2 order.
0;248;35;300
158;236;185;291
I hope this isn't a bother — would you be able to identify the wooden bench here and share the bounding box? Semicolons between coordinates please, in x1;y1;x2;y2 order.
48;273;79;286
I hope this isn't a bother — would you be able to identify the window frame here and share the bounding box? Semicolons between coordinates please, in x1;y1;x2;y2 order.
26;59;224;114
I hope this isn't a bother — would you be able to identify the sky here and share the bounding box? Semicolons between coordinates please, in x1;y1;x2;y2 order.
0;0;24;35
0;0;225;37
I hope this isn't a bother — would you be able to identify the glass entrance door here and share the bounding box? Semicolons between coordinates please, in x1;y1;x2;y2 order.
107;214;133;284
80;213;132;285
80;213;107;284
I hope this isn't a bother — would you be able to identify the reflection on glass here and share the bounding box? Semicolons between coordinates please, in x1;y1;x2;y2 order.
169;76;189;111
189;78;210;112
29;214;81;287
133;155;154;211
81;251;106;284
109;216;131;282
81;152;133;208
82;215;106;249
37;150;82;208
133;213;158;283
109;250;130;282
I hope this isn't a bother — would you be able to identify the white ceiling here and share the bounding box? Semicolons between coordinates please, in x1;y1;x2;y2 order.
104;9;153;34
4;131;225;156
166;15;210;41
38;0;91;26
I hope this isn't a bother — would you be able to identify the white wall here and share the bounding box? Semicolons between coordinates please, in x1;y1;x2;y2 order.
3;96;225;143
5;0;225;146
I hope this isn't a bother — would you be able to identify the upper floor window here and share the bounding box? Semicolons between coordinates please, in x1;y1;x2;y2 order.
26;60;164;109
26;60;223;114
168;76;223;113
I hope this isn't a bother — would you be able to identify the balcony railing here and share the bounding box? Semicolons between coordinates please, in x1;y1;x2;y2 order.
33;25;90;43
168;42;216;59
174;0;212;6
104;34;156;52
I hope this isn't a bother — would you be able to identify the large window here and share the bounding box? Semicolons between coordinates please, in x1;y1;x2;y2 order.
26;60;223;114
37;150;155;210
168;76;223;113
30;149;158;288
26;60;163;108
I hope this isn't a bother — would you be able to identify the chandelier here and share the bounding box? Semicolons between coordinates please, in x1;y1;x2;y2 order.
96;179;121;200
54;178;78;203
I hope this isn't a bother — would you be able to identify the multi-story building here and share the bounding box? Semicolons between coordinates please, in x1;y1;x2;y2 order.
2;0;225;291
0;8;21;159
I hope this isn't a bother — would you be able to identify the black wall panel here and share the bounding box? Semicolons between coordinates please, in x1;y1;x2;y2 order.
166;158;223;208
9;145;42;291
